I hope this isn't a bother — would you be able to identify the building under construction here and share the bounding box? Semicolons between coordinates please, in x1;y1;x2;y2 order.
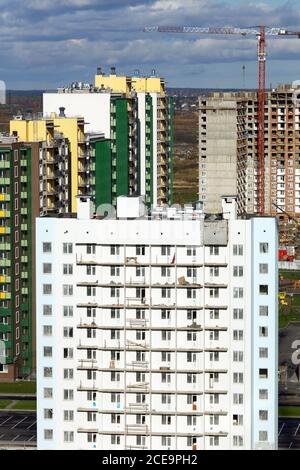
199;82;300;221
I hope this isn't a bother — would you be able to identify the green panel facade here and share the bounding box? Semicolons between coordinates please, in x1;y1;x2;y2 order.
115;99;129;198
94;139;112;207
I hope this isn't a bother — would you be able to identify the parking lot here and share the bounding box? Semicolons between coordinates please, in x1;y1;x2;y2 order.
0;412;36;447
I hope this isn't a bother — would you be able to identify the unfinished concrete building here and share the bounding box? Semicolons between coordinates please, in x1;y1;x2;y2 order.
199;82;300;217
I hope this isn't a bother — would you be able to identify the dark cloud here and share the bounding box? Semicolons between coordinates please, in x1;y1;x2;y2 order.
0;0;300;88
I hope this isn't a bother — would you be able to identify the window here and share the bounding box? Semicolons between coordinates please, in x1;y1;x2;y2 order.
44;367;52;378
63;348;73;359
187;352;197;363
233;393;244;404
162;330;171;341
161;246;171;256
63;243;73;254
87;329;96;338
233;308;243;320
43;263;52;274
110;287;119;298
43;346;52;357
44;388;53;398
233;266;243;277
187;246;196;257
162;352;171;362
233;435;243;447
86;244;96;254
259;431;268;441
64;410;74;421
233;372;243;384
259;285;268;295
63;369;74;380
259;327;268;337
63;264;73;275
44;408;53;419
43;305;52;316
136;245;145;255
43;325;52;336
43;243;52;253
111;435;120;445
87;265;96;276
187;394;197;405
233;414;243;425
210;309;219;319
187;373;197;384
233;244;243;256
187;267;197;278
111;414;121;424
111;372;120;382
259;368;268;379
259;305;268;316
87;433;97;443
110;245;120;255
259;410;268;420
43;284;52;295
161;266;171;277
161;373;171;383
63;306;73;317
161;394;171;404
187;415;197;426
259;264;268;274
187;332;197;341
259;347;268;358
210;415;219;425
209;331;219;341
209;288;219;298
64;431;74;442
111;308;120;319
210;436;219;446
187;288;196;299
162;415;172;425
159;435;171;447
161;309;171;320
210;246;219;256
63;327;73;338
111;266;120;276
63;285;73;296
209;267;219;277
63;389;74;400
233;287;243;298
161;288;171;299
44;429;53;440
259;389;268;399
233;330;243;341
260;243;269;253
187;310;197;321
136;330;145;340
111;393;121;403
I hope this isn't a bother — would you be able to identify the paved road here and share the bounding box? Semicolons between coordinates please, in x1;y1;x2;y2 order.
0;412;36;446
279;418;300;449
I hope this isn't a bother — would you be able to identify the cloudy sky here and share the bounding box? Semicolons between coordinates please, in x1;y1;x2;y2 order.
1;0;300;89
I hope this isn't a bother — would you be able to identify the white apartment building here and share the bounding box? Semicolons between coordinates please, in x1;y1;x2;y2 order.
36;195;278;450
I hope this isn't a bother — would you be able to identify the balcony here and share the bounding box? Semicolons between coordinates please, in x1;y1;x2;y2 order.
0;161;10;169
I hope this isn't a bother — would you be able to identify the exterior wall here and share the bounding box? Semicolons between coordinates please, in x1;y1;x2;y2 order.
43;93;111;136
36;197;278;450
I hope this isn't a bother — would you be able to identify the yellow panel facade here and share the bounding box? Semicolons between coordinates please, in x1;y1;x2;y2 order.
95;74;130;94
132;77;164;95
10;119;49;142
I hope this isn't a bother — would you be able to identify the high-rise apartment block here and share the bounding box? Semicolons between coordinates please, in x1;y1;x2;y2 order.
199;82;300;217
44;68;173;208
0;131;69;380
36;195;278;450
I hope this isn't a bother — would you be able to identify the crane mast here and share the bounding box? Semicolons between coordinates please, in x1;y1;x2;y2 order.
144;25;300;215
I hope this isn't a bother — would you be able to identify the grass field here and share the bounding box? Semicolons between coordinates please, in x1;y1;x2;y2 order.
279;294;300;329
280;270;300;281
11;400;36;410
0;382;36;394
279;407;300;417
0;400;12;409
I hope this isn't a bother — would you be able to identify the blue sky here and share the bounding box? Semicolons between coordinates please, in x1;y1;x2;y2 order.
1;0;300;89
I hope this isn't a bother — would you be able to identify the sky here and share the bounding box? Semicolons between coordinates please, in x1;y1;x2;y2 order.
1;0;300;89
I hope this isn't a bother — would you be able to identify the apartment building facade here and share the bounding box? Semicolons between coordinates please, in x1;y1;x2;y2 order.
36;195;278;450
199;82;300;217
0;132;69;381
43;68;173;208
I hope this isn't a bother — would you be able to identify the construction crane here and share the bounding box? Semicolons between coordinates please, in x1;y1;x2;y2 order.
144;25;300;215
